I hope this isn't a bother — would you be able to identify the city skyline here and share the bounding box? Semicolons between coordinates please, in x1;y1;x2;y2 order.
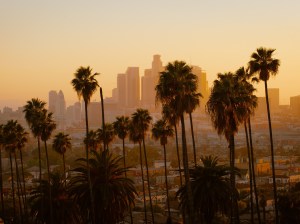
1;1;300;109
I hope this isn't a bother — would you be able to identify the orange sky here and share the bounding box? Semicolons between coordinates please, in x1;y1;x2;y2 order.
1;1;300;110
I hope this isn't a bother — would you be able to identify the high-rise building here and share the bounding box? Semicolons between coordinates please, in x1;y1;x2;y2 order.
112;88;118;103
141;69;153;107
126;67;140;108
290;95;300;117
268;88;280;112
192;66;209;110
48;90;66;129
117;73;127;108
49;90;58;113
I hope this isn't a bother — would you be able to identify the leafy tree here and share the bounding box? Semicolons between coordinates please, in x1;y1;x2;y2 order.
152;119;174;221
71;66;99;224
177;156;239;224
248;47;280;222
68;150;136;223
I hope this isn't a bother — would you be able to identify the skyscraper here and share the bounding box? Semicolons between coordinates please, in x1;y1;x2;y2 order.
48;90;66;129
268;88;280;112
192;66;209;110
126;67;140;108
117;73;127;108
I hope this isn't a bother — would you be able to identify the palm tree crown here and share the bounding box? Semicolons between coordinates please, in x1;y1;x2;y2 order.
113;116;130;140
152;119;174;146
52;132;72;156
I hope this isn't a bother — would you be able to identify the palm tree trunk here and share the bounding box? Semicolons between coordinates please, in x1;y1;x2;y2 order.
142;137;155;223
100;87;106;150
62;153;66;183
9;153;16;219
264;81;278;223
138;142;148;224
84;101;96;224
244;122;254;223
123;138;133;224
0;147;4;213
229;134;239;224
174;124;183;187
180;114;194;224
248;118;261;224
44;141;53;224
19;149;28;217
189;113;197;165
37;136;42;182
13;152;23;224
163;144;171;219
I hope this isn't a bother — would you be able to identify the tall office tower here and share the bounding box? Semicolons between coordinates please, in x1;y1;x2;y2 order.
268;88;280;112
141;55;163;109
290;95;300;117
117;73;127;108
192;66;209;110
49;90;58;113
126;67;140;108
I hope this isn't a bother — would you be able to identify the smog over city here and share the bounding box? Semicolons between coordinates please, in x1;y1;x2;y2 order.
1;1;300;223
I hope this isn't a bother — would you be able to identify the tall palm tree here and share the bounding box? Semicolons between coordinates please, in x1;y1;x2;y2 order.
177;156;239;224
185;91;202;165
0;124;4;213
131;108;154;223
129;121;148;223
156;61;197;223
29;172;82;224
248;47;280;223
152;119;174;221
207;72;255;223
52;132;72;179
68;150;137;223
162;105;183;186
236;67;261;223
71;66;99;224
23;98;47;182
97;123;115;150
2;120;28;221
113;116;133;224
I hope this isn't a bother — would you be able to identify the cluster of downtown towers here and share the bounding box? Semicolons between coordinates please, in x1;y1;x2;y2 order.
49;55;210;129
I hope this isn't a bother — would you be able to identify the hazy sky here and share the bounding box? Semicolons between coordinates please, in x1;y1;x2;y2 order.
1;0;300;110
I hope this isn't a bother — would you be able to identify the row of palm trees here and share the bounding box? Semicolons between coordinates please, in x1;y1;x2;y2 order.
0;46;280;223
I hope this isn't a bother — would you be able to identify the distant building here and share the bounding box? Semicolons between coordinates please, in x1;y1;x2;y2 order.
126;67;140;108
192;66;209;110
290;95;300;117
268;88;280;112
117;73;127;108
48;90;66;129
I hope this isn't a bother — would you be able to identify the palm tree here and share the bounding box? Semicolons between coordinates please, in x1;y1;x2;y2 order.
129;121;148;223
162;104;183;187
131;108;154;223
0;124;5;213
156;60;198;223
68;150;137;223
207;72;255;223
236;67;261;223
84;130;101;151
2;120;28;221
97;123;115;150
113;116;133;224
52;132;72;179
23;98;47;182
29;172;81;224
177;156;239;224
152;119;174;221
248;47;280;222
71;66;99;224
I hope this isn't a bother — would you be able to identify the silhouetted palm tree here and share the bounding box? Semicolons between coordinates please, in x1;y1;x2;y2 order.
29;172;81;224
177;156;239;224
207;72;254;223
131;108;154;223
113;116;133;224
97;123;115;150
68;150;136;223
84;130;101;151
71;66;99;224
0;124;5;213
248;47;280;223
152;119;174;221
129;121;148;223
156;61;198;223
52;132;72;180
23;98;47;182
